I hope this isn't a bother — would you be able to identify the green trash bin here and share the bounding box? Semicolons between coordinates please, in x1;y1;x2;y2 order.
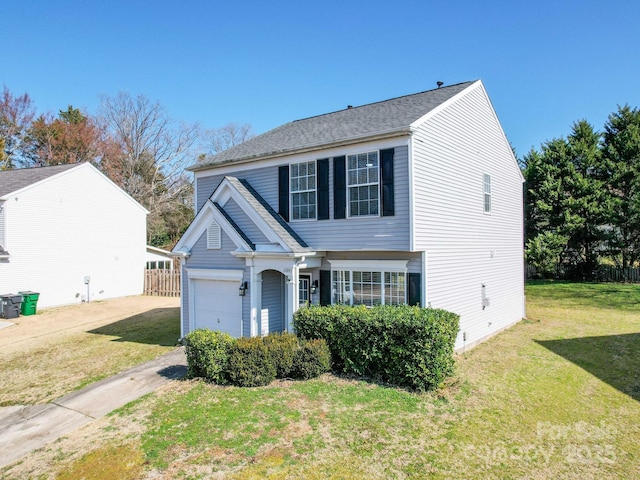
18;291;40;316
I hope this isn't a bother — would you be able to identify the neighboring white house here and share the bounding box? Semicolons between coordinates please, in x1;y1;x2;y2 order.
173;80;525;351
0;162;148;308
146;245;174;270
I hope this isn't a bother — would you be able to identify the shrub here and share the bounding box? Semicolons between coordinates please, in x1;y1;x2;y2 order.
226;337;277;387
262;332;299;378
294;304;459;391
290;338;331;380
183;329;234;384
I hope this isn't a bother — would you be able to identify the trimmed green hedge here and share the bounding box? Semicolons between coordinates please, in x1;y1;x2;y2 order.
293;304;459;391
183;330;331;386
262;332;299;378
291;338;332;380
183;329;233;384
227;337;277;387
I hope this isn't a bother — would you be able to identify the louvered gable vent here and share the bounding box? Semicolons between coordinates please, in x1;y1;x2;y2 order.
207;221;221;249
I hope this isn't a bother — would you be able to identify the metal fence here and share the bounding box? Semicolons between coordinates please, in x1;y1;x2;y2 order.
526;264;640;283
144;269;181;296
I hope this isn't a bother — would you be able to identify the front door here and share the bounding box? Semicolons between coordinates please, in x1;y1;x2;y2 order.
299;275;311;306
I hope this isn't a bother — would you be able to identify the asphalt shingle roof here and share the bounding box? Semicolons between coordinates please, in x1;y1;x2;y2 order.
0;164;79;198
191;81;475;170
223;176;312;253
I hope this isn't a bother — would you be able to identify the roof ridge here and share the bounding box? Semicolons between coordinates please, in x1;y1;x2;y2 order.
291;81;476;123
191;81;477;170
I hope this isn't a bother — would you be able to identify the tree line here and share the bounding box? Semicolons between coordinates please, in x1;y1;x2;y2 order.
0;86;253;248
523;104;640;279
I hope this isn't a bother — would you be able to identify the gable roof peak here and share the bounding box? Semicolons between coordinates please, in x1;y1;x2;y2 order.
292;80;478;124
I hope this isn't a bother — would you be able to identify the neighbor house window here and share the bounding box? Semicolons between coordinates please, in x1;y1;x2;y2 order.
331;269;406;306
291;161;316;220
483;173;492;214
347;151;379;217
146;260;171;269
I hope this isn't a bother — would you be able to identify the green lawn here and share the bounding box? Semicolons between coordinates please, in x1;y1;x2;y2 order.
5;282;640;479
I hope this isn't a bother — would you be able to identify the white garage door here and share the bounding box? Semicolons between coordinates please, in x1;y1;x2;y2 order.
192;279;242;337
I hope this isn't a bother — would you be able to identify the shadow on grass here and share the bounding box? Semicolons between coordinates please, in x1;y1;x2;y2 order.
88;307;180;346
536;332;640;402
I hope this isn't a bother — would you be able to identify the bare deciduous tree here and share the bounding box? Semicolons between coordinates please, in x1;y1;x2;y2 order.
0;86;35;169
203;122;254;154
98;92;200;245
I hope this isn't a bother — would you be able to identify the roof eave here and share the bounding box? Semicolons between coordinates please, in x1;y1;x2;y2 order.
188;128;413;172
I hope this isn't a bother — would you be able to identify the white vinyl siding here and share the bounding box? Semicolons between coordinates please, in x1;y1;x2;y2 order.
347;151;379;217
411;82;524;350
0;164;146;308
0;202;5;248
290;161;316;220
483;173;492;214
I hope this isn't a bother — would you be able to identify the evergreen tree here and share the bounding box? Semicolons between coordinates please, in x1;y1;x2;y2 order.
600;105;640;269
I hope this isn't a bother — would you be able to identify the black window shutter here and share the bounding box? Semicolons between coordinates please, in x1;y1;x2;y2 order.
380;148;395;217
278;165;289;221
319;270;332;306
317;159;329;220
333;156;346;219
408;272;421;306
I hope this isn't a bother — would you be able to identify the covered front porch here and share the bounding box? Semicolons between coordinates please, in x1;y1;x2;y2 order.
234;252;323;336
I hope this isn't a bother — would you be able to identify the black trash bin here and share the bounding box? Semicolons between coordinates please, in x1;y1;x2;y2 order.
0;294;23;319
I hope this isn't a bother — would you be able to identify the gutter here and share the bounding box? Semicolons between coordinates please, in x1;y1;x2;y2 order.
188;128;413;172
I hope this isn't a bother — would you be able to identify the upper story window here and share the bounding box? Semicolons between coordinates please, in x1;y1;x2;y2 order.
290;161;316;220
347;151;379;217
483;173;492;214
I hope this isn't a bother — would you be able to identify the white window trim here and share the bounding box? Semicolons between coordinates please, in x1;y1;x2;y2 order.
290;160;317;222
483;173;492;215
347;151;380;218
328;260;409;306
328;259;408;271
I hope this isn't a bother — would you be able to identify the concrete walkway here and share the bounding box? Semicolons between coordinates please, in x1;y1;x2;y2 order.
0;347;187;468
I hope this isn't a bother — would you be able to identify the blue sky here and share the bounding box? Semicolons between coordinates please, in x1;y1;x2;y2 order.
3;0;639;159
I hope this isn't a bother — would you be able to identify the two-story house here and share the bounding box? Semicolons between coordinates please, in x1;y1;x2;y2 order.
173;80;524;351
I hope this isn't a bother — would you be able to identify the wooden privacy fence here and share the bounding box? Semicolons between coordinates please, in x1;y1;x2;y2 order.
144;269;181;296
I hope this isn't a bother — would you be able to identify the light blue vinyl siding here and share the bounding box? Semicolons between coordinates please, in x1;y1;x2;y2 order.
221;198;270;244
261;270;285;333
196;165;277;211
195;145;410;252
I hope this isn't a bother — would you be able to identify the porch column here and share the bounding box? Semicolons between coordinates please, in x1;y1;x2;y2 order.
250;270;262;337
285;266;299;332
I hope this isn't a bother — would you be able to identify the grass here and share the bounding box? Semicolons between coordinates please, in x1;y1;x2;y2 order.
0;306;180;406
3;282;640;479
